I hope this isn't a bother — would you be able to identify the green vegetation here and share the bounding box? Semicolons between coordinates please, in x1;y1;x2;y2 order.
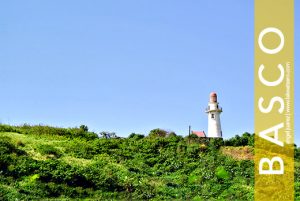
0;124;299;200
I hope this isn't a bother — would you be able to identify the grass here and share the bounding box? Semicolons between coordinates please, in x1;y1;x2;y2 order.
0;132;68;160
62;156;93;166
0;131;96;167
221;146;254;160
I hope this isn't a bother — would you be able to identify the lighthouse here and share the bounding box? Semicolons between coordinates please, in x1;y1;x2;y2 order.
205;92;223;138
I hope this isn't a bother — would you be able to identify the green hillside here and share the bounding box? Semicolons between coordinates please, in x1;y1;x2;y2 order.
0;124;299;200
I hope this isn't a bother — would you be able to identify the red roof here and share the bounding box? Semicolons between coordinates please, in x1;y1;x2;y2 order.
192;131;206;137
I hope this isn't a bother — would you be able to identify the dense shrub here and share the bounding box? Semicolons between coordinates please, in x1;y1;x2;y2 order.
36;144;62;158
148;128;168;138
128;133;145;140
224;133;254;146
208;138;224;149
0;137;16;155
65;139;97;159
0;124;99;141
295;147;300;161
0;124;21;133
0;128;284;200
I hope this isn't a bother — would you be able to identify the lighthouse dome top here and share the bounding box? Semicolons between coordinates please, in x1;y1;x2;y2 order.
210;92;217;96
210;92;217;102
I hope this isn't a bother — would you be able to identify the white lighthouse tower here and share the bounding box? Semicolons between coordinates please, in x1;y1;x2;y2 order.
205;92;223;138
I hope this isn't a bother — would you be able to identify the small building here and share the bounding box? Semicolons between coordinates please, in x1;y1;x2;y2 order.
191;131;206;138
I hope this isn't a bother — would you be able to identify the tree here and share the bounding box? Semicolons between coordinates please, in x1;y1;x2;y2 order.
166;132;177;138
99;132;109;139
99;131;118;139
79;125;89;132
128;133;145;140
148;129;167;138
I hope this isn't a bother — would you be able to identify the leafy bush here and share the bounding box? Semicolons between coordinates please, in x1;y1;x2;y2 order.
36;144;61;158
208;138;224;149
224;133;254;146
0;128;265;200
65;139;97;159
128;133;145;140
0;124;21;133
148;128;168;138
11;124;99;140
16;140;25;147
295;147;300;161
0;137;16;155
215;166;229;180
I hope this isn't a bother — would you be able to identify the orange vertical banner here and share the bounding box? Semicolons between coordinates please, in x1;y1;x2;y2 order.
255;0;294;200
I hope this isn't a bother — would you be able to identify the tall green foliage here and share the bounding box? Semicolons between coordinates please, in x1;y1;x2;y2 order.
0;125;298;200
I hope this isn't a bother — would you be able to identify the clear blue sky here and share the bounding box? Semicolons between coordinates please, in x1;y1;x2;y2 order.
0;1;299;144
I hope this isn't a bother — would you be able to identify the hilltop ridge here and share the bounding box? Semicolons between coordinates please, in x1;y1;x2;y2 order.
0;124;299;200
